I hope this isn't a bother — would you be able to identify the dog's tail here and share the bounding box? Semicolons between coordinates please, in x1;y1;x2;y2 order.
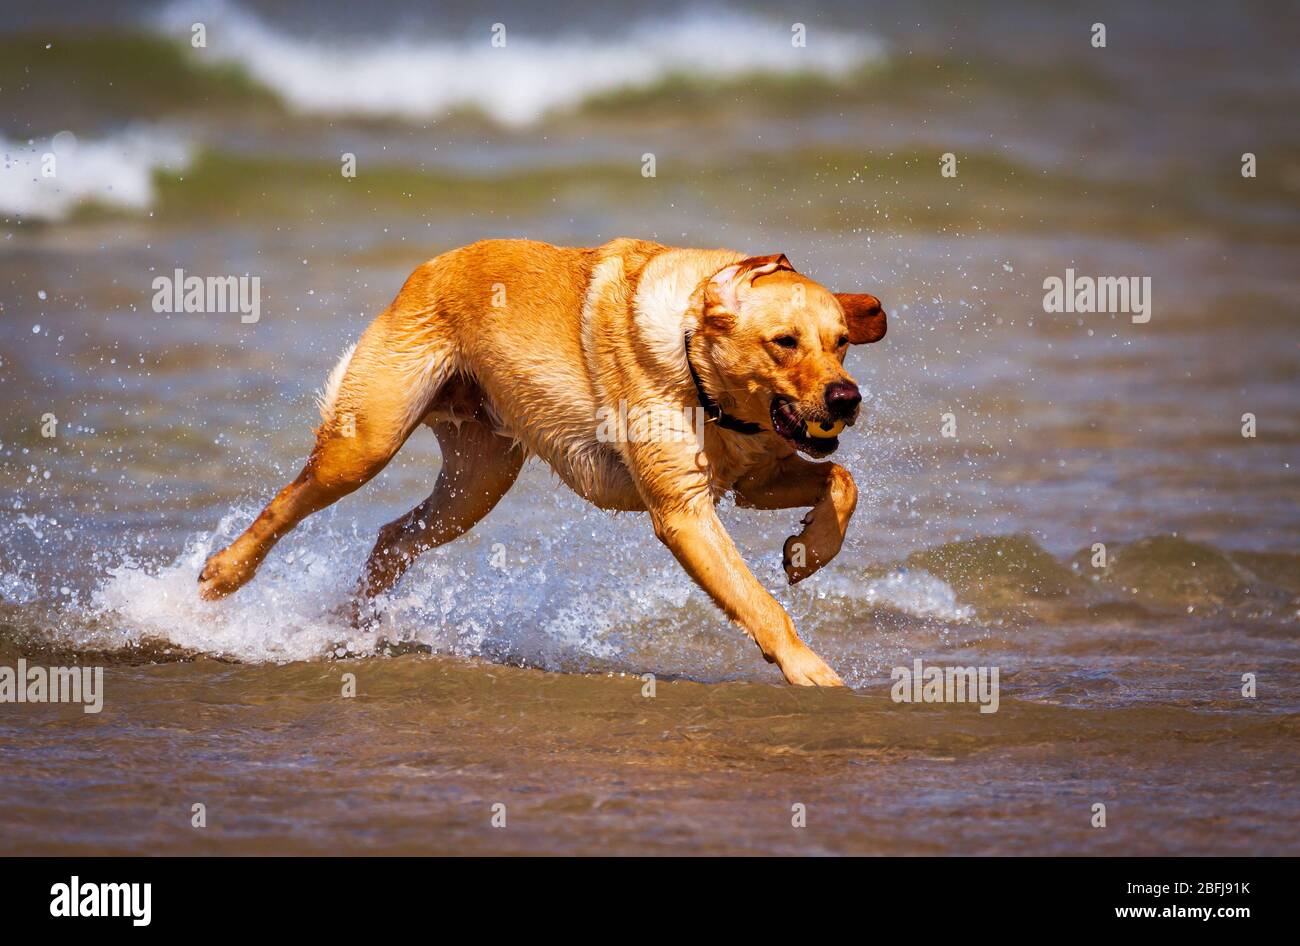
313;320;458;441
315;342;357;425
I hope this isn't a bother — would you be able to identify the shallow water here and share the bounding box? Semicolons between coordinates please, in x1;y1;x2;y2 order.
3;652;1295;856
1;0;1298;854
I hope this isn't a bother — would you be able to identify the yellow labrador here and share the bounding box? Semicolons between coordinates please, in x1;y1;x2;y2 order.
199;239;887;685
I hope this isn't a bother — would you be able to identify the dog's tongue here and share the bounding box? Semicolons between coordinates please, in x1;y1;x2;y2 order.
775;401;801;436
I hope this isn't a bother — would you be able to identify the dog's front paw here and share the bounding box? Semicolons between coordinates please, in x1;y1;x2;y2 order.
197;547;256;600
777;645;845;687
782;526;829;585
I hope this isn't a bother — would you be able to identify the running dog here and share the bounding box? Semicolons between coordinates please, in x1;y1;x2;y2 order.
198;239;887;685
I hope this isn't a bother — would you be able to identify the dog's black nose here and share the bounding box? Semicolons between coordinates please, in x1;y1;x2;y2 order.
825;381;862;419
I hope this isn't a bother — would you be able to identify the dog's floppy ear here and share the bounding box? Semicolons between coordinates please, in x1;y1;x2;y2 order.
737;253;795;281
836;293;887;344
704;254;797;329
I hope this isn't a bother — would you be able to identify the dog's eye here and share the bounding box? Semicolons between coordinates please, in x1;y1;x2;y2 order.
773;335;799;350
837;335;849;348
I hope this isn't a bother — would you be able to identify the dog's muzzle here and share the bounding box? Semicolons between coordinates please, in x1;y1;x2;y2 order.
824;381;862;421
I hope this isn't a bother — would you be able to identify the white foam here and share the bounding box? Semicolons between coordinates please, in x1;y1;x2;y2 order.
79;502;972;671
152;0;882;126
0;126;191;221
814;565;976;624
0;571;39;606
860;568;976;622
88;508;361;662
83;502;688;666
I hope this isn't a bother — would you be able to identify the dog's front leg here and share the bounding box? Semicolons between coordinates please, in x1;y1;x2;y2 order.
735;456;858;585
645;491;844;687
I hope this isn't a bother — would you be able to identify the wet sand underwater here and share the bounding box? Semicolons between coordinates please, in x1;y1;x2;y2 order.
3;650;1296;856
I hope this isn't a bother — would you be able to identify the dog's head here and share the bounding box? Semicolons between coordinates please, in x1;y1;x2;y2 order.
693;253;887;458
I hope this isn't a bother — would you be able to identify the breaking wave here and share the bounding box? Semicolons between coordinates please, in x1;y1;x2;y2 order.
150;0;883;126
0;126;191;221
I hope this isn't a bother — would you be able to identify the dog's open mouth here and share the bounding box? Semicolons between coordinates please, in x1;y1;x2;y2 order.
769;397;842;458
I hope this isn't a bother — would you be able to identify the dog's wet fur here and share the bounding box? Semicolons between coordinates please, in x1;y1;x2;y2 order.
199;239;886;685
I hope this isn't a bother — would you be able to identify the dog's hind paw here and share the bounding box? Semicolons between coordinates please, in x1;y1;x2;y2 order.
197;548;255;600
341;594;382;632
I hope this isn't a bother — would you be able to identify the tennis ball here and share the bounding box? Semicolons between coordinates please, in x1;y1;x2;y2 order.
805;419;845;439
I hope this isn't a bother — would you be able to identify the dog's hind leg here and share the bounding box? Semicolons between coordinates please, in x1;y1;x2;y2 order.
355;418;525;607
198;321;453;600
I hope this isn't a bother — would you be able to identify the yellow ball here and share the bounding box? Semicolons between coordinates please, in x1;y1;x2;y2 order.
805;419;845;439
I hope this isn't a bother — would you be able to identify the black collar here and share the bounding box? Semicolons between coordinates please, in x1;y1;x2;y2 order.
684;331;763;435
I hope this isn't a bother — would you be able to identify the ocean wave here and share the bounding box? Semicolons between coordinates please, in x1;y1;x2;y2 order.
0;126;191;221
150;0;882;126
